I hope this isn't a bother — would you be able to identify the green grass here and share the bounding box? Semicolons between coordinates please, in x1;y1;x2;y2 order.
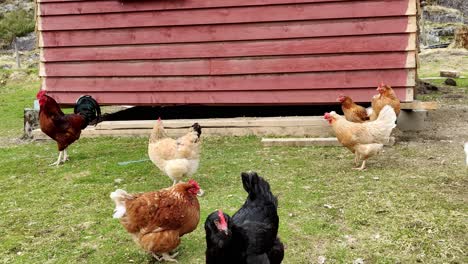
0;79;467;263
0;75;39;139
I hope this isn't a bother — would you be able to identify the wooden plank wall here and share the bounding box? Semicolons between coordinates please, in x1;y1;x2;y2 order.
37;0;417;105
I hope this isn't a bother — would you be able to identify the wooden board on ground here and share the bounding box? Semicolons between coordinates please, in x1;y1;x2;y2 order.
96;116;328;130
33;116;335;140
262;137;340;147
400;100;438;110
262;137;396;147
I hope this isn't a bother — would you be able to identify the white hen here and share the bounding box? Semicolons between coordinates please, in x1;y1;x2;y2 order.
148;119;202;186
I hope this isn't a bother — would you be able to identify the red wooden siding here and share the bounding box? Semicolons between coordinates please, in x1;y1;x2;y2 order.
37;0;417;105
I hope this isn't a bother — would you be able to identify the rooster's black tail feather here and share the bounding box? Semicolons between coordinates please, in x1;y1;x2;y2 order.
74;95;101;127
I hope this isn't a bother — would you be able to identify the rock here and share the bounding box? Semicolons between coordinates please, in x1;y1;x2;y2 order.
437;0;468;19
440;70;460;78
423;6;464;24
444;78;457;86
0;0;34;13
0;4;16;13
428;26;456;37
1;64;12;70
11;32;36;51
318;256;326;264
353;258;364;264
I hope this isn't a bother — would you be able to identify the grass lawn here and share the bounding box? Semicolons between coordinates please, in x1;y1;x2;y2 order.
0;78;467;263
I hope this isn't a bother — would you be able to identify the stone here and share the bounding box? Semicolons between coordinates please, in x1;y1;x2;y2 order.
444;78;457;86
423;6;464;24
397;110;429;132
11;32;36;51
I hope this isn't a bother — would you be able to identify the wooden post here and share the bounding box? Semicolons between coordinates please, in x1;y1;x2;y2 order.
420;0;427;46
14;38;21;69
23;108;39;139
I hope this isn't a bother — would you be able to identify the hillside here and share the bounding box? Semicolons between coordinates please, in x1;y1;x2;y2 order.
0;0;35;49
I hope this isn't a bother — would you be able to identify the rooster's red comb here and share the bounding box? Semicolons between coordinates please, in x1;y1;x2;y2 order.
36;89;47;99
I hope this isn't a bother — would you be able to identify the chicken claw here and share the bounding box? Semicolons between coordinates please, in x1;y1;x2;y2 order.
152;252;178;262
49;160;62;166
354;154;359;167
49;151;64;166
353;160;367;171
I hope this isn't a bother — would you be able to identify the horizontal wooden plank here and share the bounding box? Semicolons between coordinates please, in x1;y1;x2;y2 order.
262;136;395;146
41;34;416;62
96;116;327;130
39;0;354;15
39;1;415;31
43;88;410;105
39;16;416;47
42;69;416;92
40;52;416;77
401;101;438;110
261;137;341;147
33;125;334;138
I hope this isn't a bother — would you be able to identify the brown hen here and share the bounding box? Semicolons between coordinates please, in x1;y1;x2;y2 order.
369;83;401;121
337;95;369;123
110;180;201;262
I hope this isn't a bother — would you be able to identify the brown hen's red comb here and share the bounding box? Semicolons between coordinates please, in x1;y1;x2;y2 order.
188;179;199;189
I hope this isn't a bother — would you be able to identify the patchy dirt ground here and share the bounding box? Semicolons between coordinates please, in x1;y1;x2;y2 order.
400;85;468;142
396;48;468;157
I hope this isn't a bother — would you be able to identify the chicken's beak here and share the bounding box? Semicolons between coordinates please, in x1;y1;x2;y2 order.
196;188;204;197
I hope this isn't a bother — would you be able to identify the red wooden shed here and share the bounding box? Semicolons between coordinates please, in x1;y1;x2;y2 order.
36;0;417;106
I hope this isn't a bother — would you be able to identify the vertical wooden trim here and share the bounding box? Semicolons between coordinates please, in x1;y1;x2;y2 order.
406;69;416;87
405;87;414;102
406;0;417;102
406;0;417;15
41;78;47;90
39;62;46;77
406;16;417;32
405;51;416;68
406;33;417;50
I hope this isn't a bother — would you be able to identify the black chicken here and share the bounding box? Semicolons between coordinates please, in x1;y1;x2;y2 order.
205;172;284;264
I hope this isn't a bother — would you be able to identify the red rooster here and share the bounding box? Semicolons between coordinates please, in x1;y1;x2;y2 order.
36;90;101;166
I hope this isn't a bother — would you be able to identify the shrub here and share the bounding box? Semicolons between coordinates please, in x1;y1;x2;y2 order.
0;9;35;49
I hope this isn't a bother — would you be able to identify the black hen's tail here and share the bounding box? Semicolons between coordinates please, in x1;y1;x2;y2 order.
74;95;101;127
241;171;278;207
268;237;285;264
